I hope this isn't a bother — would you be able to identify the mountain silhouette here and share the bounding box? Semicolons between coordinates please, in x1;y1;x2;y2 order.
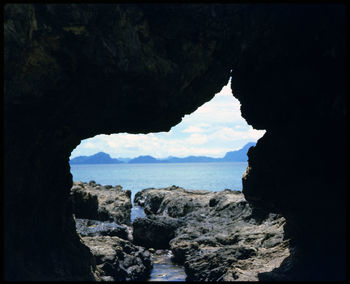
70;152;123;164
69;142;256;164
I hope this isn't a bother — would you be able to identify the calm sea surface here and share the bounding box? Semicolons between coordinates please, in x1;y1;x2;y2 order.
70;162;247;200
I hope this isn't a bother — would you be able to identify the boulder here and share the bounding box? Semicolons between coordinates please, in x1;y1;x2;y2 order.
70;187;99;220
136;187;290;281
71;182;132;224
132;216;184;249
134;186;215;217
75;218;129;240
82;236;152;281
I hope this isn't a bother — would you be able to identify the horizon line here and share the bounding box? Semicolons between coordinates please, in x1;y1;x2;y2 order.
70;141;256;160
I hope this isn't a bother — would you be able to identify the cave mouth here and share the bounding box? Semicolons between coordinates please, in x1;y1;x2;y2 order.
69;79;266;197
67;80;276;281
68;78;265;222
5;4;345;281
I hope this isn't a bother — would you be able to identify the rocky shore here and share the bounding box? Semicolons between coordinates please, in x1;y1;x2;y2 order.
71;181;152;281
71;182;290;281
70;181;132;224
84;236;152;281
134;186;290;281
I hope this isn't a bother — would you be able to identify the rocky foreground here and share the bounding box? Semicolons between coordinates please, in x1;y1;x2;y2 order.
134;186;290;281
71;182;290;281
71;181;151;281
71;181;132;224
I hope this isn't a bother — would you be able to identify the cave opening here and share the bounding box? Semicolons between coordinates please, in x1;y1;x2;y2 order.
67;79;279;281
5;4;346;282
69;79;265;194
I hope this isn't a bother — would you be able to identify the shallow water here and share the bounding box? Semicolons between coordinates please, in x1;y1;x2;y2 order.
131;205;147;221
148;250;187;282
131;207;186;281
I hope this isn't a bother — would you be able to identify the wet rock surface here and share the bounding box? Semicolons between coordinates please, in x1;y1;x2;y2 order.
135;186;290;281
71;181;132;224
75;218;130;240
133;216;184;249
82;236;152;281
71;182;153;281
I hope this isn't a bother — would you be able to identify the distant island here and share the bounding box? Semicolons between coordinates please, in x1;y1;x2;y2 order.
70;142;255;164
69;152;124;164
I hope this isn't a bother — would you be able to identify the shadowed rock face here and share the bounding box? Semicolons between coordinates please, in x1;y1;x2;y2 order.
82;236;153;281
4;4;346;281
231;5;346;281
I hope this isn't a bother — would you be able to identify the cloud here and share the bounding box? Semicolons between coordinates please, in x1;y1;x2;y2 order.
178;87;243;126
165;146;229;157
216;82;232;97
209;127;265;142
182;126;207;133
81;141;97;149
125;146;140;151
70;79;266;159
186;133;209;145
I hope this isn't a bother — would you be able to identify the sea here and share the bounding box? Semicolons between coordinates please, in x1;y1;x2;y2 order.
70;162;248;201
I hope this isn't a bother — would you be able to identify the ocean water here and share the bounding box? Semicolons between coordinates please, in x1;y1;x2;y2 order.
70;162;247;200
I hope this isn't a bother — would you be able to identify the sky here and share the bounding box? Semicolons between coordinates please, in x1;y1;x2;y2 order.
70;79;266;159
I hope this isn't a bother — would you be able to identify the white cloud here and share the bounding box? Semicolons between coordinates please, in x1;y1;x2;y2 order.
216;82;232;97
182;126;207;133
233;124;248;130
81;141;97;149
209;127;265;142
197;123;211;128
70;79;266;159
178;85;243;126
186;133;209;145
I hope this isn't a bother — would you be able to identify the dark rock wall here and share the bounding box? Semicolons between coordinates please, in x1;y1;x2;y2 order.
232;5;346;281
4;4;346;281
4;4;236;281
